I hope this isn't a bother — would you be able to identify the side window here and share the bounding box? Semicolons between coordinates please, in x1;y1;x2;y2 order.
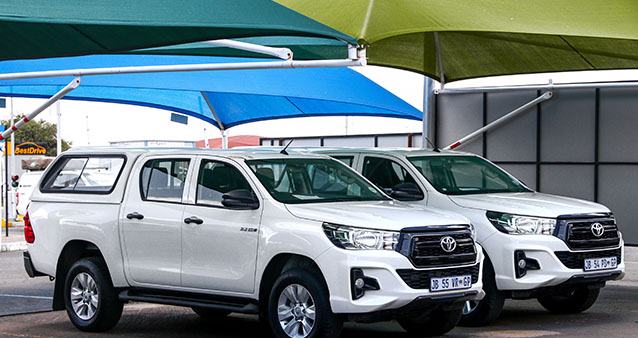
196;160;253;207
41;156;125;193
140;159;190;203
362;156;421;194
333;156;354;167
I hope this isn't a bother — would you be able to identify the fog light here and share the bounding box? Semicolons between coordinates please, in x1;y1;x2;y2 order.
350;268;380;300
515;250;541;278
518;259;527;269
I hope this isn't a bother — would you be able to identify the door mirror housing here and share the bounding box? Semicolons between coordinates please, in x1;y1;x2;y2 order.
222;189;259;210
390;183;424;201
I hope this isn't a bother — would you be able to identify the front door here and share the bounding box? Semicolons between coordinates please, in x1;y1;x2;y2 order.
121;156;192;286
181;157;262;293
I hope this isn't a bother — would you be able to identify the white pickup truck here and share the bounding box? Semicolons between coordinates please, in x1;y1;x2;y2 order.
313;147;625;326
24;147;484;337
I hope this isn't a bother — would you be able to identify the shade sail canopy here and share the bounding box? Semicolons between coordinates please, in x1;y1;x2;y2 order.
0;55;422;128
0;0;355;61
277;0;638;82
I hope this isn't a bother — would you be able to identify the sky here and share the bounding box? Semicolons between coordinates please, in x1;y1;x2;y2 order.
1;65;637;149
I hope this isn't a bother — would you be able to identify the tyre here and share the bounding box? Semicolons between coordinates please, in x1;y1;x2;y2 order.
268;269;342;338
64;257;123;332
398;307;463;337
191;307;231;319
458;256;505;327
537;287;600;314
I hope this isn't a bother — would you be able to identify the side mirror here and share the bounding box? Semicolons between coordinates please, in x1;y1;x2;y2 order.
222;189;259;210
390;183;424;201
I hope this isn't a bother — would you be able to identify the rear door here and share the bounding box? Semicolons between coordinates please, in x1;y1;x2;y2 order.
181;156;262;293
120;155;193;286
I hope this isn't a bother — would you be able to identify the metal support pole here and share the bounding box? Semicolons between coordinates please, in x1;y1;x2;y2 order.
4;142;7;237
56;101;62;155
221;130;228;149
422;77;435;148
205;39;293;60
0;58;366;81
445;91;553;150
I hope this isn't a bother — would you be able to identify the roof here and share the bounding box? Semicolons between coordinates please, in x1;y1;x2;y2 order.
297;146;477;157
65;146;331;161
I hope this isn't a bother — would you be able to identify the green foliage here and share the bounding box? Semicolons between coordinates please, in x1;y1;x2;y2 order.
1;115;71;156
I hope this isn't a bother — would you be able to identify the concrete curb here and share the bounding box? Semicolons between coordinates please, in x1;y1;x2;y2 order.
0;241;27;253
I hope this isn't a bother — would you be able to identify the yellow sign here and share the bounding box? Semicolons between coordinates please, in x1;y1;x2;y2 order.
15;142;46;155
2;141;10;155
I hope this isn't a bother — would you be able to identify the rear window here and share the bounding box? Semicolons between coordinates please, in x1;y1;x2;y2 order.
40;156;126;194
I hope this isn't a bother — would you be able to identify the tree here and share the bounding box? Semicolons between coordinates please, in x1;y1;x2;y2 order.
1;115;71;156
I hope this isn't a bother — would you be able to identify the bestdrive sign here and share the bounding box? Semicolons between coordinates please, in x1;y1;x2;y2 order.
15;142;47;155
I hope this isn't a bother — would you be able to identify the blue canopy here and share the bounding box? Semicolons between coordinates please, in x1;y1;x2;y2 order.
0;55;422;129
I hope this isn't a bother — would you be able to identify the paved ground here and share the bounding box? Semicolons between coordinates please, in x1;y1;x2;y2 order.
0;248;636;337
0;222;27;252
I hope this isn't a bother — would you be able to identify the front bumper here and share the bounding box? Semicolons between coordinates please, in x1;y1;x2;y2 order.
315;244;485;314
482;232;625;291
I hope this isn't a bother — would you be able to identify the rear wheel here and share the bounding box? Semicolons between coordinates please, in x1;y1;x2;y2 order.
398;307;463;337
268;269;342;338
537;287;600;314
64;257;123;332
458;256;505;327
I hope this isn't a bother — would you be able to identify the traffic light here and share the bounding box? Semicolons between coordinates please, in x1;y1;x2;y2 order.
11;175;19;188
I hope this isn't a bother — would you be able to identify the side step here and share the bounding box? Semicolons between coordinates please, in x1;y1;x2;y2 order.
119;289;259;314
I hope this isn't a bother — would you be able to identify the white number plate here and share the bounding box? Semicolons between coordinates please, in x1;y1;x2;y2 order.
584;256;617;271
430;275;472;292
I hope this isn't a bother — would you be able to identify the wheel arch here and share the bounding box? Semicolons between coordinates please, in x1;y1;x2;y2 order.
258;253;329;313
52;240;108;310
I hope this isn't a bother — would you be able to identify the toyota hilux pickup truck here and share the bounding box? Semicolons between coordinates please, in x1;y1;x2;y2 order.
23;147;484;337
312;147;625;326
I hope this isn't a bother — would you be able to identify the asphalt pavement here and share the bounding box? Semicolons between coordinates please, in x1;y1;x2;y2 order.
0;248;636;337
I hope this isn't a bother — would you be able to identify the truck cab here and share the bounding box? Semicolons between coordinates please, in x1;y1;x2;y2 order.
24;147;484;337
313;147;625;326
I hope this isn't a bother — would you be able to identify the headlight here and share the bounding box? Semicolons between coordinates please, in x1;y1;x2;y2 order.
323;223;399;250
486;211;556;235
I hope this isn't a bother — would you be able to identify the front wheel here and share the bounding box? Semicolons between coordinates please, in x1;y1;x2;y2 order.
537;287;600;314
458;257;505;327
268;269;342;338
64;257;123;332
398;307;463;337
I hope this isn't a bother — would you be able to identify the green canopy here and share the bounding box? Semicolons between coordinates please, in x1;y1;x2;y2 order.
0;0;355;61
277;0;638;82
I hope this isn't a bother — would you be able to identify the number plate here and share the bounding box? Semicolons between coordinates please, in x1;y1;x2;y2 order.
430;275;472;292
584;256;617;271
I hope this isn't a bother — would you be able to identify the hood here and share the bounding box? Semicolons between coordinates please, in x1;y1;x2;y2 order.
285;200;467;232
449;192;609;218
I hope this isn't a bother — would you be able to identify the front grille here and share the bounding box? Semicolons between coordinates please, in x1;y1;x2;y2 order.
566;219;620;249
397;226;477;268
554;248;622;269
554;214;620;250
397;264;480;289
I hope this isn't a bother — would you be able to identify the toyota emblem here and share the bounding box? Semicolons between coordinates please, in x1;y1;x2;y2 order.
591;223;605;237
440;236;457;253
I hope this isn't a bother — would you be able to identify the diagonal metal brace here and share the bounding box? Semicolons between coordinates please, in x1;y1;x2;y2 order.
445;91;553;150
0;77;81;141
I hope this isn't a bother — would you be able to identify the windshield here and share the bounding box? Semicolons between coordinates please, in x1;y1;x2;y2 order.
407;155;531;195
246;158;389;204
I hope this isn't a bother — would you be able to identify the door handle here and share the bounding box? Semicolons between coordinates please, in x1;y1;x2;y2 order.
184;216;203;225
126;212;144;220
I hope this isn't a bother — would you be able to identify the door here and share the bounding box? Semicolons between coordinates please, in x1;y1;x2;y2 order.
121;156;193;286
181;157;262;293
